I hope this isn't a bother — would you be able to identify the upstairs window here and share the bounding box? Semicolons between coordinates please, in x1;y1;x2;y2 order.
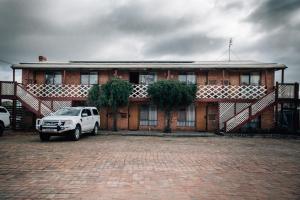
140;105;157;126
240;73;260;86
177;104;195;127
139;73;156;85
178;72;196;84
45;72;62;85
81;72;98;85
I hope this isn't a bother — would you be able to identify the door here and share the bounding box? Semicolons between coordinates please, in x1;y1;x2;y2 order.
81;109;93;132
128;104;139;130
207;103;218;131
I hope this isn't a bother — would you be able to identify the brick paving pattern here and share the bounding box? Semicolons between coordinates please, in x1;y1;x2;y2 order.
0;133;299;199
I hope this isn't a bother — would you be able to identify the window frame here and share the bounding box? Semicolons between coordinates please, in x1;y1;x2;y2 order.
45;71;62;85
139;105;157;126
178;72;196;84
139;73;157;85
240;72;261;86
177;104;196;127
80;71;99;85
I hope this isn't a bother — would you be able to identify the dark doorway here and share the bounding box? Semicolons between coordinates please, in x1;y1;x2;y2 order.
72;101;86;107
129;72;139;84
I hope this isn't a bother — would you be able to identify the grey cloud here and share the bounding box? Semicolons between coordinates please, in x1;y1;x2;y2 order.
238;27;300;82
0;0;299;83
145;33;225;56
0;0;197;64
216;1;244;11
104;3;194;36
246;0;300;30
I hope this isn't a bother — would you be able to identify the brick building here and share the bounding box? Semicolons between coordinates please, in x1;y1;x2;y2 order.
0;60;298;132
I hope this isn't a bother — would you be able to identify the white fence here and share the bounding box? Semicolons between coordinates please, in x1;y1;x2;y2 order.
25;84;268;99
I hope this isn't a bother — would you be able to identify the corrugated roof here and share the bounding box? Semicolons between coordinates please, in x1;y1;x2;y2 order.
12;60;287;70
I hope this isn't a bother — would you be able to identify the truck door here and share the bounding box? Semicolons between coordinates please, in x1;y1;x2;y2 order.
81;109;91;132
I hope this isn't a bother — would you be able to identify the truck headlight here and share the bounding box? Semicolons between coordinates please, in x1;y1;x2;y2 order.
62;120;73;126
36;119;42;125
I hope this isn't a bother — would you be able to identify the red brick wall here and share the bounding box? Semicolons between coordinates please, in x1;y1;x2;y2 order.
35;71;45;84
65;71;80;85
261;70;275;91
22;69;34;85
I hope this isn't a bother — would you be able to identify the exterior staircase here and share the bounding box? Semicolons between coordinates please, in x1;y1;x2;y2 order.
224;90;276;132
0;81;53;117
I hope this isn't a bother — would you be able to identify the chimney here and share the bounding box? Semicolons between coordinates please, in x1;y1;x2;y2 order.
38;56;47;62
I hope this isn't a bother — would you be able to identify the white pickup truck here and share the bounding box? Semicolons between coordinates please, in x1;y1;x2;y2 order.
0;106;10;136
36;107;100;141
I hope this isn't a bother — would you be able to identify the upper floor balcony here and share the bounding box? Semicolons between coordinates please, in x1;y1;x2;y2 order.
24;83;269;101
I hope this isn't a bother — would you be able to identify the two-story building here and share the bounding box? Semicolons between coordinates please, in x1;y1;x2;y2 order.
0;58;298;133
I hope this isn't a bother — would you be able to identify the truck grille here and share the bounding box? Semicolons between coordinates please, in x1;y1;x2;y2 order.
43;120;65;126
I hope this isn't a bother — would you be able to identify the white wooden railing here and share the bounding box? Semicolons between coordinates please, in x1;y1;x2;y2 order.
224;91;276;132
25;84;268;99
26;84;92;98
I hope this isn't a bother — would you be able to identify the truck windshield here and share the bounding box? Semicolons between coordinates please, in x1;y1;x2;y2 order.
54;108;81;116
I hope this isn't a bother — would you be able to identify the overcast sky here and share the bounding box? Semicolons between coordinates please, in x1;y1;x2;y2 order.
0;0;299;82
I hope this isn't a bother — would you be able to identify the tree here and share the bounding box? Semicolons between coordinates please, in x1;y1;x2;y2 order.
147;80;197;133
87;84;102;108
87;78;133;131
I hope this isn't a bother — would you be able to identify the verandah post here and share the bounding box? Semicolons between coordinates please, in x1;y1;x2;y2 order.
275;82;279;128
294;82;299;131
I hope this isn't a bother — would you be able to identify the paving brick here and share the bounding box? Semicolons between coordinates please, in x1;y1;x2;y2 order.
0;134;299;199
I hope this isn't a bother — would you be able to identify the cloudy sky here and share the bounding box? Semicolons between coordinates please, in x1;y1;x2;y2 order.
0;0;299;82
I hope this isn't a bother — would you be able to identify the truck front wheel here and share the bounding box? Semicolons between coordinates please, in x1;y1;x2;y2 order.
39;132;50;141
71;125;81;141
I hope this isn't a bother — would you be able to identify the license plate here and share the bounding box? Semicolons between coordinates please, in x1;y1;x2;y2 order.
43;129;57;132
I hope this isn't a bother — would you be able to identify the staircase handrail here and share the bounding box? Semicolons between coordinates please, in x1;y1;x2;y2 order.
224;89;275;132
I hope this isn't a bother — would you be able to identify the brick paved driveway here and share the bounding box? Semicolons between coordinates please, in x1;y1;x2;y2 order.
0;133;299;200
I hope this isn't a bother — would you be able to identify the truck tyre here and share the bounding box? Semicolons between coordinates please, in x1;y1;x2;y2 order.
72;125;81;141
91;123;99;136
39;132;50;141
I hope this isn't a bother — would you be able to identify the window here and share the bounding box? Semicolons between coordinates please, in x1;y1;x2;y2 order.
0;108;8;113
139;73;156;85
178;72;196;84
45;72;62;85
81;72;98;85
177;104;195;127
140;105;157;126
81;109;92;117
240;73;260;85
92;109;99;116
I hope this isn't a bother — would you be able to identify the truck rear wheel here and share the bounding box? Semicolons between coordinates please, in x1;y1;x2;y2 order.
39;132;50;141
91;123;99;136
0;123;4;137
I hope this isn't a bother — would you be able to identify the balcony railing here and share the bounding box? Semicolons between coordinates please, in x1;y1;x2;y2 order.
26;84;92;98
25;84;267;100
196;85;267;99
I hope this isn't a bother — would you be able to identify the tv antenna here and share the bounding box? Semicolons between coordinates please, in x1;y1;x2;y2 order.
228;38;232;61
